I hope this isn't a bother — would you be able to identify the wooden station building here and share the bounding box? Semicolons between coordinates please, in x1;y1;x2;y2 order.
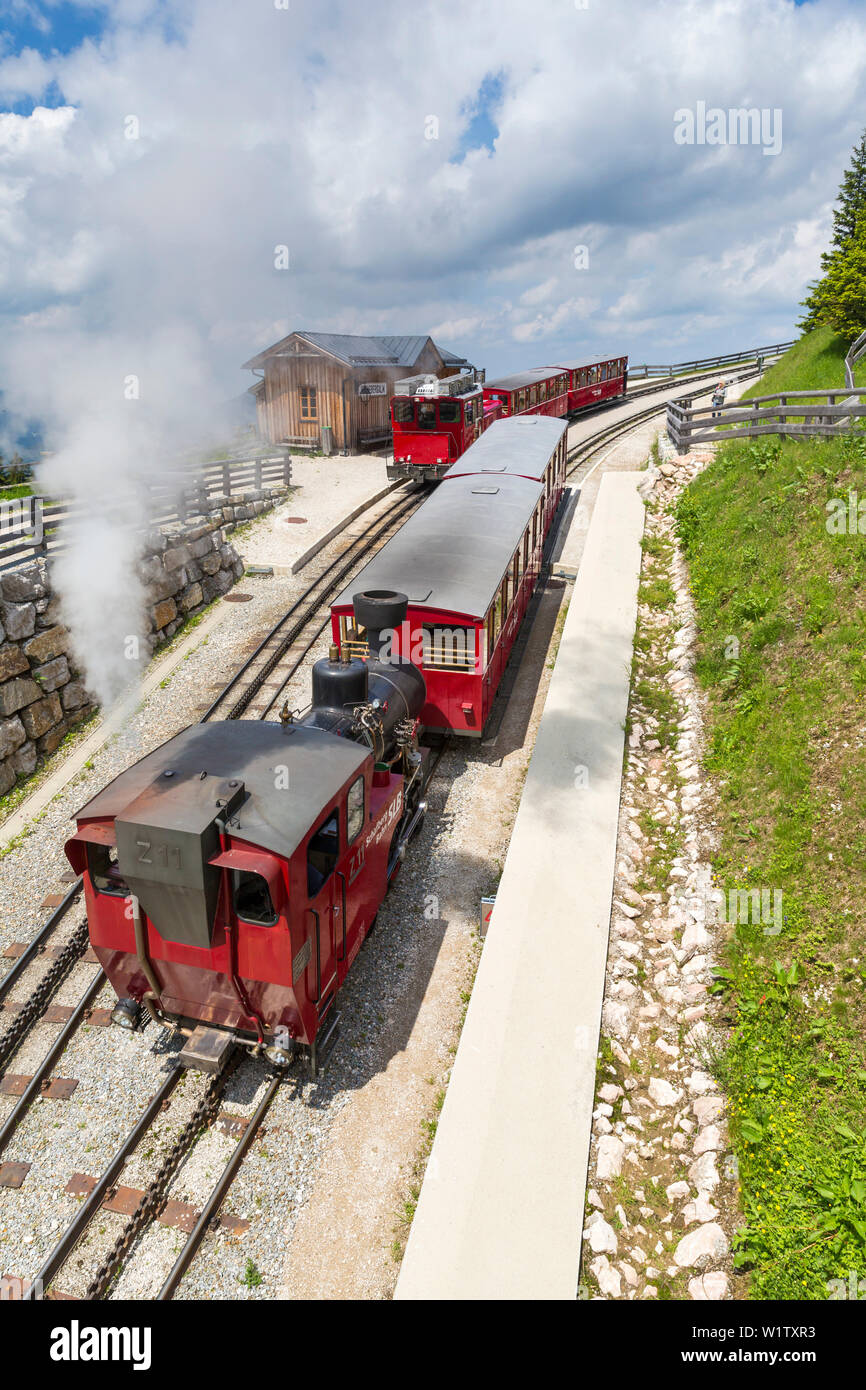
243;331;474;455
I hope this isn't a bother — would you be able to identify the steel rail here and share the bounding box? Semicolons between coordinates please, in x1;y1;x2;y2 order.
26;1068;182;1299
565;366;762;479
158;1070;284;1300
0;967;104;1157
201;489;426;722
0;879;82;1005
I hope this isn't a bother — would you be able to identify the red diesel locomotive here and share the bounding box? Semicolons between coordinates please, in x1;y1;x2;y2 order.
334;415;568;736
388;352;626;483
65;590;429;1075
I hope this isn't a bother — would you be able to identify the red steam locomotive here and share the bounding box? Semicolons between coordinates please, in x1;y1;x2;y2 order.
66;417;570;1072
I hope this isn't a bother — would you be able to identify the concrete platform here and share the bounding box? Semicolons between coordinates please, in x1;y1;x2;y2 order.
394;471;645;1301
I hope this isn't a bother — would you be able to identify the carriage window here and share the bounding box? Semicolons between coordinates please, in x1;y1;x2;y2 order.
417;402;436;429
439;399;460;424
523;529;530;569
514;549;521;586
519;389;527;411
393;399;414;424
347;776;365;842
234;871;277;926
539;380;547;402
87;843;128;898
423;625;476;671
532;511;538;549
300;386;317;420
307;810;339;896
492;589;503;643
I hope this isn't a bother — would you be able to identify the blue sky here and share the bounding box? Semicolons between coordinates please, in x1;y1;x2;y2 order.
0;0;864;448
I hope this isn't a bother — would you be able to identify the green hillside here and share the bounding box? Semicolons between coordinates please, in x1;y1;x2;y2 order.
675;328;866;1299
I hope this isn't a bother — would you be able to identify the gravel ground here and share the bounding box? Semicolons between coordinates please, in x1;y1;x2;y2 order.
0;455;411;1295
0;407;670;1300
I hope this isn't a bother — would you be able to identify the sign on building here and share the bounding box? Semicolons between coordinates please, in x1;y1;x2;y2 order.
357;383;388;399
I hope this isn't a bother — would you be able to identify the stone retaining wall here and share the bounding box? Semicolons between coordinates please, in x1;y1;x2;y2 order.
0;484;286;797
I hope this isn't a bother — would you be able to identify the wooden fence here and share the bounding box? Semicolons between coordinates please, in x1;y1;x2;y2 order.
667;332;866;454
0;445;291;571
667;389;866;453
631;340;795;380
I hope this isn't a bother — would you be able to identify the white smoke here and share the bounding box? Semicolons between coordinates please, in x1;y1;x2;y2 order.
9;322;234;709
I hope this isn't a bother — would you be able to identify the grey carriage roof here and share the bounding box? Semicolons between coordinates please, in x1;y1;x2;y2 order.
335;420;564;619
73;721;369;862
483;367;568;393
442;413;567;482
546;354;626;371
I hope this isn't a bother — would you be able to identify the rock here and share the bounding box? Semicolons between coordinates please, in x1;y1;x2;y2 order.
682;1198;720;1226
33;656;69;693
1;566;44;602
674;1222;729;1270
180;581;204;612
199;550;222;575
61;680;90;712
687;1070;715;1096
602;1000;631;1040
688;1152;720;1193
202;569;234;602
688;1271;729;1300
0;758;15;795
9;740;36;777
37;720;68;756
163;544;192;571
151;598;178;630
590;1255;621;1298
0;677;42;716
620;1261;638;1288
693;1125;724;1155
587;1189;604;1211
596;1135;625;1180
614;901;641;919
0;714;27;759
693;1096;725;1125
0;645;29;682
648;1077;681;1107
21;693;62;740
587;1219;618;1256
666;1180;691;1202
599;1083;624;1104
23;625;68;663
1;602;36;641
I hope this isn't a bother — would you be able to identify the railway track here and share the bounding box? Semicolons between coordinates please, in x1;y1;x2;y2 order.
5;478;435;1301
6;365;765;1301
202;482;427;721
565;364;762;480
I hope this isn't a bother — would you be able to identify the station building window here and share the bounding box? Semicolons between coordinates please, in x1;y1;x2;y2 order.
300;386;318;421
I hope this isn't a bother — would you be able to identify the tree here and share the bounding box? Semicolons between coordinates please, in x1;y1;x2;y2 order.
800;131;866;333
808;218;866;340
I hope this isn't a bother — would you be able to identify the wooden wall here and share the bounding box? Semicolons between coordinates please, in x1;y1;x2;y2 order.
252;337;454;453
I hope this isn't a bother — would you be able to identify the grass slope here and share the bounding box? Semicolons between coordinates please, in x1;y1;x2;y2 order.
676;328;866;1299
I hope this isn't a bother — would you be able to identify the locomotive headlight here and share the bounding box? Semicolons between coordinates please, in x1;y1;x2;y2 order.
264;1038;296;1068
111;997;141;1031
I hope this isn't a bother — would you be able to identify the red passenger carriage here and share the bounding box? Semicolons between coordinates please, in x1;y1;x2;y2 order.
333;415;568;737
